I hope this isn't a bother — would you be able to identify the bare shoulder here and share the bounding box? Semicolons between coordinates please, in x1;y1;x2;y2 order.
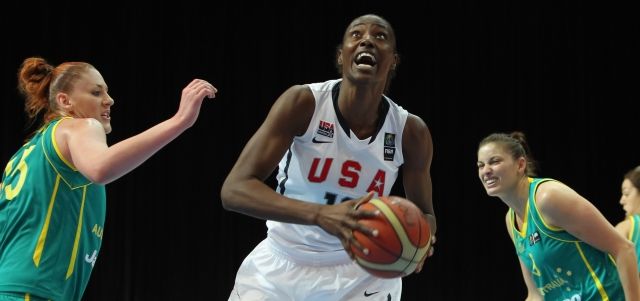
535;180;578;208
272;84;315;115
615;216;632;238
266;84;316;137
404;113;430;138
54;118;106;165
402;114;432;160
535;180;595;227
278;84;314;106
57;118;104;136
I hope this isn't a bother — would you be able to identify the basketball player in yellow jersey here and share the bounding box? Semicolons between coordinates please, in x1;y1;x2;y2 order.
0;57;217;301
221;14;436;301
477;132;640;300
614;166;640;271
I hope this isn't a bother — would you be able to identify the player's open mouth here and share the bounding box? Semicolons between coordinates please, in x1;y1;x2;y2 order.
355;52;377;68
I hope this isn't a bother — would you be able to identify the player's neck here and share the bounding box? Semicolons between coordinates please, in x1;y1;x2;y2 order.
338;83;383;119
503;178;530;218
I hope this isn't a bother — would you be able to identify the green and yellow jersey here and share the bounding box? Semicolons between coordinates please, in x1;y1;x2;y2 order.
0;118;106;301
623;214;640;270
509;177;623;300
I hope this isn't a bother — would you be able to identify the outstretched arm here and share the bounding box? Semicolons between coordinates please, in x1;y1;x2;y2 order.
61;79;217;184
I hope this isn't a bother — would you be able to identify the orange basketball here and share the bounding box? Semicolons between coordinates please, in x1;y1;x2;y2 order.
351;196;431;278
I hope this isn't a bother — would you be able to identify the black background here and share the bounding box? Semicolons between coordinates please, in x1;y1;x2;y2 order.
1;1;639;300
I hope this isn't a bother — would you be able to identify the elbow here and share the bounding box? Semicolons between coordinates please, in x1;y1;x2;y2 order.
619;239;636;257
81;165;113;185
220;181;240;212
611;238;637;262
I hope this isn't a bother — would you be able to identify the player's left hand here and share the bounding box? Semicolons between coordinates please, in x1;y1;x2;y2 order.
414;234;435;273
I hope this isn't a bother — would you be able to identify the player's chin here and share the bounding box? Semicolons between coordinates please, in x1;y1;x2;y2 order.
103;123;113;134
484;186;499;197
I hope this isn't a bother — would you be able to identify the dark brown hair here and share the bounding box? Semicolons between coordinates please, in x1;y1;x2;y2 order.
479;131;538;177
624;166;640;190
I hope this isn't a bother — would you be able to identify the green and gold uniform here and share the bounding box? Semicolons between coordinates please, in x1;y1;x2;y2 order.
0;118;106;301
623;214;640;271
509;178;623;300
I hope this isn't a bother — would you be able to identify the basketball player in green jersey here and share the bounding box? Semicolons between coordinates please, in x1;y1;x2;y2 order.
614;166;640;272
477;132;640;301
0;57;217;301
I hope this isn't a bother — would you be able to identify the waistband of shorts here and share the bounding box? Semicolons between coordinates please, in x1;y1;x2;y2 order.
266;236;352;266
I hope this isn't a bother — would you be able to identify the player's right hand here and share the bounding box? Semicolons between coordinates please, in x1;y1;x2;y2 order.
314;192;379;259
173;79;218;128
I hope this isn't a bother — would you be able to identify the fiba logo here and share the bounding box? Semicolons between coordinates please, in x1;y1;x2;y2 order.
383;133;396;161
384;133;395;147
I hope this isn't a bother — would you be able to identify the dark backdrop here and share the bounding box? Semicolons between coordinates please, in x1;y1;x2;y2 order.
1;1;639;300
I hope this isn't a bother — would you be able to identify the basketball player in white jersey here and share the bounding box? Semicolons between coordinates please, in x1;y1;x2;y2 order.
221;14;436;301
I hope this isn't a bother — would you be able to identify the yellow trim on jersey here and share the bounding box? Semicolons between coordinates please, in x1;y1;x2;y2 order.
41;125;89;190
628;215;635;241
50;117;77;171
33;175;61;266
576;241;610;300
66;186;87;279
530;216;581;243
513;201;530;238
529;178;563;231
527;253;541;276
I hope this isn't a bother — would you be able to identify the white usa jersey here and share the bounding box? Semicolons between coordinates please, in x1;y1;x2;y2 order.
267;79;409;263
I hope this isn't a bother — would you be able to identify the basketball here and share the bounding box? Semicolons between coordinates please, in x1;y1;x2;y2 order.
351;196;431;278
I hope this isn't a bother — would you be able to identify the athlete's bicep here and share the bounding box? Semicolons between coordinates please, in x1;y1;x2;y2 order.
63;119;109;178
230;85;315;181
537;182;628;255
402;114;434;217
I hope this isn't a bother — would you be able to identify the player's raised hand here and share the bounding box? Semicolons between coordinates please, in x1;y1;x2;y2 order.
173;79;218;129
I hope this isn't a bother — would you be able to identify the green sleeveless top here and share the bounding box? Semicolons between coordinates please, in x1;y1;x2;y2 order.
509;177;623;300
0;118;106;301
